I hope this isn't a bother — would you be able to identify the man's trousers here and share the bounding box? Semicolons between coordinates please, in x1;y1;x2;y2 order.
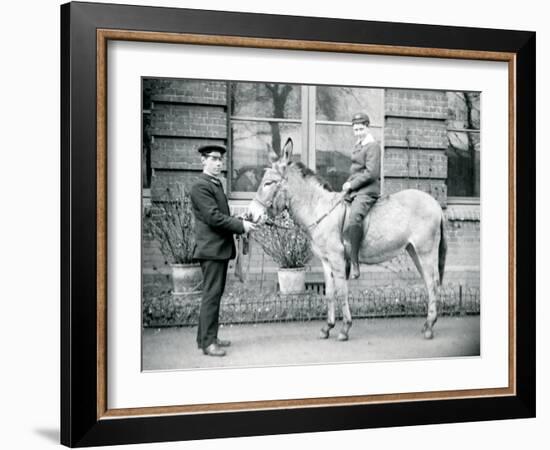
196;259;229;350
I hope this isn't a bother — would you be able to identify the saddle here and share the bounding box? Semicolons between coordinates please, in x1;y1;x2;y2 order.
341;194;388;263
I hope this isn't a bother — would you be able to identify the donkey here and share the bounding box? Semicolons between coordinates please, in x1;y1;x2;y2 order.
247;138;447;341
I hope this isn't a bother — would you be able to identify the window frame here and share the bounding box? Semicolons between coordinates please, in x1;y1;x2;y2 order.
228;83;385;199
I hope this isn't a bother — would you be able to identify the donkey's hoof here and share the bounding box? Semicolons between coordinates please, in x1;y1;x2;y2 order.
319;328;330;339
337;332;349;341
423;328;434;340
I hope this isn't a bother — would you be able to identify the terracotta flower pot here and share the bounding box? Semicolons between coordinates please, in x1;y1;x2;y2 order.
277;267;306;294
171;263;202;294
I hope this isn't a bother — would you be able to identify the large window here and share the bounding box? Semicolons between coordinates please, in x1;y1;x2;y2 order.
446;91;480;199
229;82;384;197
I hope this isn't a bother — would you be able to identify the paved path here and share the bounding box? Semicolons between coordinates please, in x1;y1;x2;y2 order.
142;316;480;371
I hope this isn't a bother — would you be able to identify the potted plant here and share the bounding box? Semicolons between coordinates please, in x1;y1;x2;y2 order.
144;184;202;294
255;211;313;294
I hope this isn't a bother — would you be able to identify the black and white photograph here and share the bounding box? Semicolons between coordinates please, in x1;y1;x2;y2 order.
141;78;481;370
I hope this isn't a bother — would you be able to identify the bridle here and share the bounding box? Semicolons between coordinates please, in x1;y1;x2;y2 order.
251;178;291;228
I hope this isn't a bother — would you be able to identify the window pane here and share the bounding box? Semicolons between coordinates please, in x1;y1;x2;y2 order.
230;82;301;119
446;130;480;197
446;91;481;198
231;122;302;192
316;86;383;126
316;124;383;191
447;91;480;130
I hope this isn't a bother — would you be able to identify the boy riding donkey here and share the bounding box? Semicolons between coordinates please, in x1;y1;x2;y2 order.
342;112;381;279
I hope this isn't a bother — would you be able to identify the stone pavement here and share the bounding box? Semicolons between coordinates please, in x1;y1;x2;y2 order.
142;316;480;371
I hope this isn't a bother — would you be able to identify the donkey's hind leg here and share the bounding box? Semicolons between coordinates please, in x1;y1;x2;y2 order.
406;243;439;339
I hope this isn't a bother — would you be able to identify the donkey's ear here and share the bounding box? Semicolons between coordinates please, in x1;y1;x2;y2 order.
281;138;293;163
267;143;279;165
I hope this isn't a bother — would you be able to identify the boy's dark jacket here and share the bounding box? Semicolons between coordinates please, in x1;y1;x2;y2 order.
347;140;381;198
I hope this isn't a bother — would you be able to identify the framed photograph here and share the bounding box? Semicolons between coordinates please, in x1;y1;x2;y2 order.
61;1;535;447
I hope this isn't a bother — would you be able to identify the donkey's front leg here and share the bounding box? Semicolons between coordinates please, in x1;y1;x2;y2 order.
320;259;335;339
334;275;352;341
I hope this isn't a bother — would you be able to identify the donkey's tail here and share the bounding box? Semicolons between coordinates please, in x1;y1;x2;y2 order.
438;212;447;286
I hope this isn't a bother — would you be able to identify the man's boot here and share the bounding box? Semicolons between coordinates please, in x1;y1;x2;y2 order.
348;224;363;279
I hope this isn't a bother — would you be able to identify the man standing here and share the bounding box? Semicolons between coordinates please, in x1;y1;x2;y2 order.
190;144;257;356
342;112;381;279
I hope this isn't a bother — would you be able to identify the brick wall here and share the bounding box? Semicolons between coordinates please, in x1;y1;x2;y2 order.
146;79;228;200
145;79;227;105
143;77;229;275
383;89;448;205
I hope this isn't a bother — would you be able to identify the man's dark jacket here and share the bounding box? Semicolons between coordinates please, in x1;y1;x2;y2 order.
190;173;245;260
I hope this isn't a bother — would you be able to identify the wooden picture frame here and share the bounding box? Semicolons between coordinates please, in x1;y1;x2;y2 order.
61;1;535;446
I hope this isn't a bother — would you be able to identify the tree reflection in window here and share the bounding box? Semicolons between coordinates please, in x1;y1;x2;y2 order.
230;82;302;193
446;92;480;198
231;122;301;192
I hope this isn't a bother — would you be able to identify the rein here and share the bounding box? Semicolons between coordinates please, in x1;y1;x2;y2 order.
305;195;346;230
